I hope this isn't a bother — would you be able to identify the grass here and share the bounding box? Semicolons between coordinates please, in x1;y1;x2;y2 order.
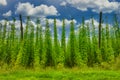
0;68;120;80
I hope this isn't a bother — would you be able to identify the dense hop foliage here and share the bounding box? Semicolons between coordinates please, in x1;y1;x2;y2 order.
0;16;120;69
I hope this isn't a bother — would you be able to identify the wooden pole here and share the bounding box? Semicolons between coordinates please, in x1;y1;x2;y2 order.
98;11;102;48
19;14;23;41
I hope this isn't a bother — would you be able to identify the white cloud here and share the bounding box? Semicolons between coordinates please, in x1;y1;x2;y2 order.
85;18;112;30
0;0;7;6
60;1;67;6
85;19;99;28
30;17;77;28
0;20;26;30
48;18;77;27
65;0;120;13
15;2;59;17
3;10;12;17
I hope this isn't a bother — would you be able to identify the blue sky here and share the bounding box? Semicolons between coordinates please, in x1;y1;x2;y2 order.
0;0;120;38
0;0;120;21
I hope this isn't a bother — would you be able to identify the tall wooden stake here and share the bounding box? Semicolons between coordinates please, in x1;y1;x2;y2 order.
19;14;23;41
98;11;102;48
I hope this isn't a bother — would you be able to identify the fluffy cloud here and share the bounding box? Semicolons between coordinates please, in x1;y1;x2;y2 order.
0;0;7;6
15;2;58;17
0;18;77;31
0;20;26;30
48;18;77;27
85;18;112;30
64;0;120;13
3;10;12;17
60;1;67;6
85;19;100;28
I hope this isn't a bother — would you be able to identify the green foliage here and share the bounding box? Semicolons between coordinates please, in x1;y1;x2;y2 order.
0;69;120;80
44;19;54;67
61;19;66;66
78;18;88;65
114;55;120;70
90;18;102;65
53;19;61;67
34;19;40;68
68;20;77;67
0;16;120;69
